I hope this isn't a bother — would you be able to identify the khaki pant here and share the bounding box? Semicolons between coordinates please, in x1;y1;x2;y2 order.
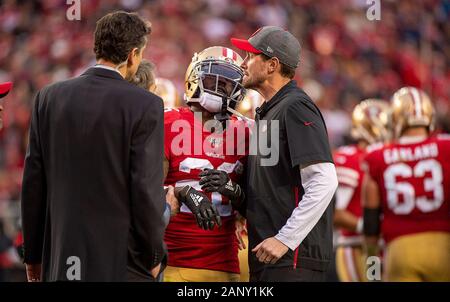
163;266;240;282
385;232;450;282
336;246;367;282
238;235;249;282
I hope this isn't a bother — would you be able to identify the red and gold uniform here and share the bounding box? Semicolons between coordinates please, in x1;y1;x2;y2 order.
163;107;249;281
334;145;367;281
364;134;450;281
334;99;391;282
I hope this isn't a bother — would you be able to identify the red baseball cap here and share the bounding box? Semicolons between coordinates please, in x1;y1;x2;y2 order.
231;26;301;68
230;37;262;54
0;82;13;99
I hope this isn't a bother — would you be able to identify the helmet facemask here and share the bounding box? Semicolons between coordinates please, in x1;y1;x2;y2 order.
189;59;246;115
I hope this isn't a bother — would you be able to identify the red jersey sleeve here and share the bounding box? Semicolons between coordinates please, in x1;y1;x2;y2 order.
163;108;182;161
363;143;384;181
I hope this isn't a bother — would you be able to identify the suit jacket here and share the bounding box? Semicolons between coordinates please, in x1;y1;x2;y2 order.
21;67;167;281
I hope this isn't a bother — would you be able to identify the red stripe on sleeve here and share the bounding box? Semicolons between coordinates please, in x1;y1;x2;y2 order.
293;186;300;268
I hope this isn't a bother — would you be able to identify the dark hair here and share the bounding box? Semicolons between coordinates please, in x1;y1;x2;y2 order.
94;11;151;64
129;60;156;90
259;53;296;79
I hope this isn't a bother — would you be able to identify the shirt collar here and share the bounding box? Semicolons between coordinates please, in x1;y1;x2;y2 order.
94;64;123;77
256;80;297;119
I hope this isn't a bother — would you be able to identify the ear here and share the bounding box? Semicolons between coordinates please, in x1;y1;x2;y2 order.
127;48;139;67
268;57;279;74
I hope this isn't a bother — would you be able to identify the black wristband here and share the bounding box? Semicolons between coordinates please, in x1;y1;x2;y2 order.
363;207;381;236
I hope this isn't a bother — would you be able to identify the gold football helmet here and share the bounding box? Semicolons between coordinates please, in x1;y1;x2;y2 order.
154;78;180;108
351;99;391;144
391;87;435;138
185;46;245;112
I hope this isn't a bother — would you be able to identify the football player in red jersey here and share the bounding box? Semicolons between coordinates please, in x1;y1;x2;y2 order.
333;99;391;282
363;87;450;281
163;46;250;282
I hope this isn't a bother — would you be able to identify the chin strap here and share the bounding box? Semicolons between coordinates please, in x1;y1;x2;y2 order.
213;96;231;129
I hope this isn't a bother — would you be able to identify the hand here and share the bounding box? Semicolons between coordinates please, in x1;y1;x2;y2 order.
179;185;222;230
165;185;180;216
199;169;243;202
235;217;247;250
25;263;41;282
252;237;289;265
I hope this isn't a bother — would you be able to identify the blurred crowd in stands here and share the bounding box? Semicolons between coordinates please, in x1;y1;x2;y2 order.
0;0;448;280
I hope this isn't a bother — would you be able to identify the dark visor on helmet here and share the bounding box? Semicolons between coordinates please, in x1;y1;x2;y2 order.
196;60;245;103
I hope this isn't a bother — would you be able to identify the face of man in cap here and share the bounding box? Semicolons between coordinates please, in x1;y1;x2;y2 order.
241;52;279;90
231;26;300;91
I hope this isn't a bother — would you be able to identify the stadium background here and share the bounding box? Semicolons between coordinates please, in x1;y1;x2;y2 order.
0;0;448;281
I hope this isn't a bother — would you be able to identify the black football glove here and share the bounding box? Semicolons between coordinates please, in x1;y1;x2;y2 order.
178;185;222;230
199;169;244;207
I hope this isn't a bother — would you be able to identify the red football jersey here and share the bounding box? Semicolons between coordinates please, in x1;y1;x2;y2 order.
334;145;365;241
163;107;250;273
364;134;450;243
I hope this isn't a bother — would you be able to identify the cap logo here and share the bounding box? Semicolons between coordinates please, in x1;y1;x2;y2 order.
266;46;273;53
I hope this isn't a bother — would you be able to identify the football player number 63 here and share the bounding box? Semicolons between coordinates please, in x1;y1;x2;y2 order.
384;159;444;215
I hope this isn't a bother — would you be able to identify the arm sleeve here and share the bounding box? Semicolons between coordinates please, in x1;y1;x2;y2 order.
275;162;338;250
285;100;333;168
21;91;47;264
129;100;167;270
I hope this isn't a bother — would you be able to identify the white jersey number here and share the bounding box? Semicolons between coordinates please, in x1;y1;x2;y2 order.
175;157;238;216
384;159;444;215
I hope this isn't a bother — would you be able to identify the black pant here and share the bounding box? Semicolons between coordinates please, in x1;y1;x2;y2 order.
250;266;326;282
126;268;156;282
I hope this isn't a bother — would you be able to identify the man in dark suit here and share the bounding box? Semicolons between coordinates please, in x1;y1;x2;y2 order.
21;11;166;281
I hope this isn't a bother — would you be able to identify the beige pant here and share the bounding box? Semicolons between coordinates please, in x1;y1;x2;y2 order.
336;246;367;282
385;232;450;282
238;235;249;282
163;266;240;282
